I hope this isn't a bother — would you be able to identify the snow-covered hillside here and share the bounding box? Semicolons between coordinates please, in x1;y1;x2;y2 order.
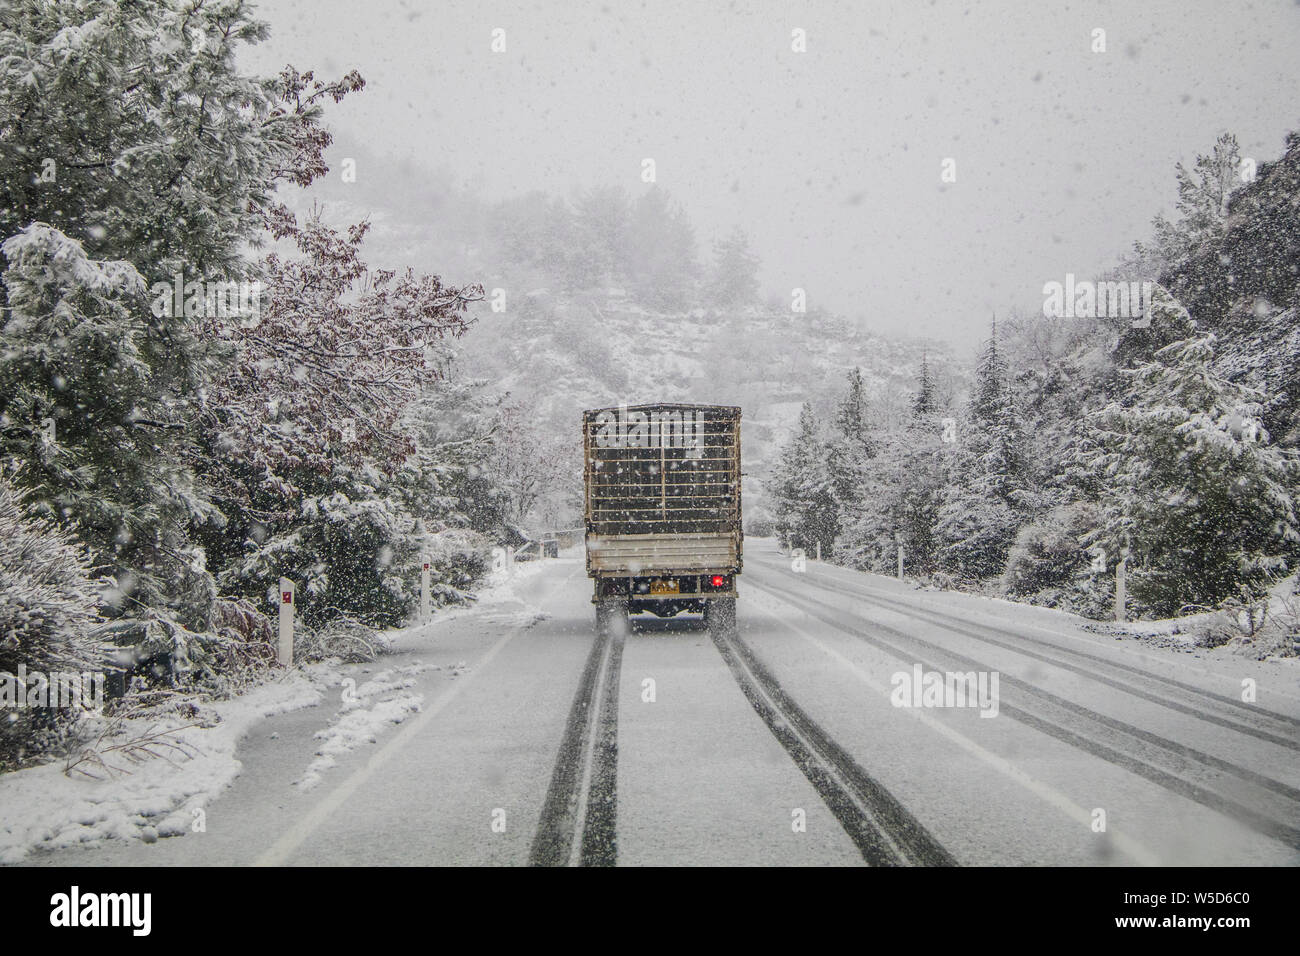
458;288;965;520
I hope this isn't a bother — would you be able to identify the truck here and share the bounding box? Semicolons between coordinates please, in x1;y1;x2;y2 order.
583;403;742;635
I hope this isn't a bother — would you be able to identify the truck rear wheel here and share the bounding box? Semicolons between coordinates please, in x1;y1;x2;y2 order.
595;600;628;637
704;597;736;636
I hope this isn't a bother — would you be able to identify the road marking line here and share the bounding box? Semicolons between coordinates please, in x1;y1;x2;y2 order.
253;628;520;866
255;565;581;866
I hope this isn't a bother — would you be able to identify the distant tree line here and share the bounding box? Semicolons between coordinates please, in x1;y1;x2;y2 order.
489;185;763;311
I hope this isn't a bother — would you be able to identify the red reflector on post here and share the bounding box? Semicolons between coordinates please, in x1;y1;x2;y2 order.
711;575;725;588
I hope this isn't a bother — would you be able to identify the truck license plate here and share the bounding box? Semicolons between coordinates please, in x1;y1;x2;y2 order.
650;580;679;595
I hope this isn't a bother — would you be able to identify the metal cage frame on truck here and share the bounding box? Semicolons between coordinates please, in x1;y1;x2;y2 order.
583;403;742;632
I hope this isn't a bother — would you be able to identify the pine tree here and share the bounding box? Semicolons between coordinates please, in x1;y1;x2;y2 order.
1132;133;1247;279
1083;333;1300;615
0;225;215;624
835;417;946;577
913;353;937;416
767;403;838;554
967;319;1027;497
1149;133;1243;260
836;367;870;440
1162;129;1300;331
934;319;1027;578
827;367;875;512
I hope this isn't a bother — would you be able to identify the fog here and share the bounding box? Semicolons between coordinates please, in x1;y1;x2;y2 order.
240;0;1300;350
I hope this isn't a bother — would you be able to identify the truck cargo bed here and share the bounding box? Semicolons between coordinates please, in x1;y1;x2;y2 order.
583;404;742;619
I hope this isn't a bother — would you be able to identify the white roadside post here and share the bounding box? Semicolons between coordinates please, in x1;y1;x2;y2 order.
420;555;431;624
897;545;904;581
278;577;295;667
1115;547;1128;623
815;540;821;562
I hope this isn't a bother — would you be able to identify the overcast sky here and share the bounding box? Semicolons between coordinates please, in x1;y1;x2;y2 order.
241;0;1300;350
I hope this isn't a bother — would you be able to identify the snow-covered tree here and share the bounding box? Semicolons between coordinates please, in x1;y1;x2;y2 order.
0;470;108;768
487;401;572;529
397;377;508;536
1082;333;1300;615
706;227;761;307
218;372;510;627
1001;501;1110;617
0;225;215;625
934;321;1027;578
1142;133;1243;267
202;214;481;492
217;459;417;628
625;188;700;311
768;403;838;554
1;0;364;270
0;0;367;649
0;6;363;405
1163;129;1300;332
913;353;938;416
1111;280;1198;371
827;367;875;514
196;208;483;625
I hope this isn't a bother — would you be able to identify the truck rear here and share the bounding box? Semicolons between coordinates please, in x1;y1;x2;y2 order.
583;403;742;634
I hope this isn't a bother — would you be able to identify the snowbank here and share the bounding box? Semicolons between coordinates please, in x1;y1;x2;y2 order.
0;671;324;863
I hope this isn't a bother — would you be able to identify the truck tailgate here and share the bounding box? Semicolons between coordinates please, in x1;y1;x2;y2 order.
587;532;737;574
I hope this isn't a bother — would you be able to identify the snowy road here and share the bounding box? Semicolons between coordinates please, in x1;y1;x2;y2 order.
27;542;1300;866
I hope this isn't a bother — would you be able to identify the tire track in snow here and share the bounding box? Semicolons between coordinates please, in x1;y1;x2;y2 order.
529;616;625;867
710;621;956;866
758;554;1300;750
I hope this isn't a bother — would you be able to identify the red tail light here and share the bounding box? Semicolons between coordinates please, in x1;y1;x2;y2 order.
711;575;725;588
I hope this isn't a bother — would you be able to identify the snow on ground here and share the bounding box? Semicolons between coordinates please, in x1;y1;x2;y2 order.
383;555;553;649
786;537;1298;666
917;582;1204;648
1076;573;1300;665
751;540;1300;708
293;661;435;791
0;671;323;863
0;557;555;864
